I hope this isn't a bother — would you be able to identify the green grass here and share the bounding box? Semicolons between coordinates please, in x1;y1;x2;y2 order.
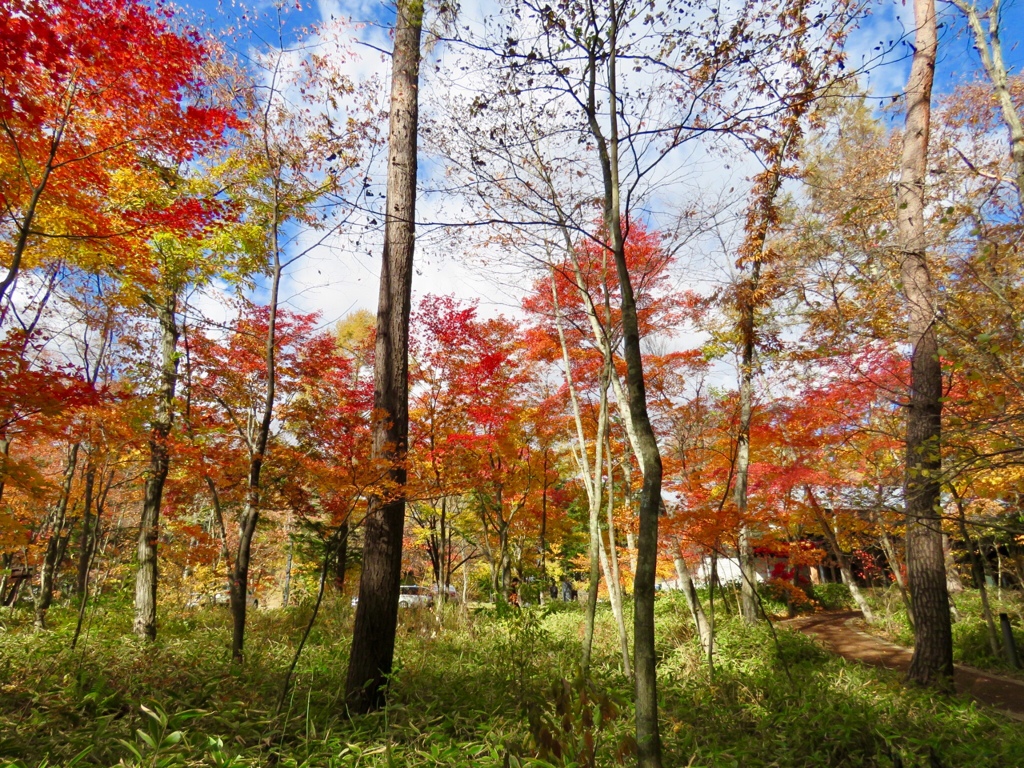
1;591;1022;767
862;586;1024;676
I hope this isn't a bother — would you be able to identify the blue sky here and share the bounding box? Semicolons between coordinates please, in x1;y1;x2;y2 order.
167;0;1024;329
171;0;1024;95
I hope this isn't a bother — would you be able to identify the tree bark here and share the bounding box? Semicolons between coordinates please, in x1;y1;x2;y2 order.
333;521;349;594
345;0;422;713
735;293;759;623
601;452;632;678
134;294;179;640
954;494;1000;656
603;448;631;678
951;0;1024;208
75;461;97;597
580;3;662;759
879;527;915;628
897;0;953;690
674;556;711;654
805;488;874;621
35;442;80;630
281;536;293;608
549;262;610;673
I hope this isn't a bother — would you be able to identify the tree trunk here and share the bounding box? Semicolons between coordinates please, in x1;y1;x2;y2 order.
345;0;422;713
582;490;602;674
943;534;964;594
737;524;758;622
75;462;97;597
134;294;179;640
626;530;638;582
897;0;953;690
35;442;80;630
333;521;349;593
230;148;288;662
735;294;759;623
599;529;631;678
539;459;548;605
0;553;9;608
952;0;1024;208
955;498;1000;656
879;528;916;628
549;261;609;673
674;556;711;654
580;4;663;757
281;537;293;608
806;488;874;621
581;377;608;674
230;484;261;660
603;451;631;678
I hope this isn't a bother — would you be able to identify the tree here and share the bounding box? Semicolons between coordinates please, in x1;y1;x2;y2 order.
522;225;689;674
898;0;954;689
949;0;1024;210
345;0;424;712
199;15;367;659
134;199;229;641
275;322;376;601
0;0;229;313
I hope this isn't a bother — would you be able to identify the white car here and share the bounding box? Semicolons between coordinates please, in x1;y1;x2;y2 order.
398;585;434;608
351;585;435;609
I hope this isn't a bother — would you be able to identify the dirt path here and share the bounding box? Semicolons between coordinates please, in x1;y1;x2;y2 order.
785;611;1024;720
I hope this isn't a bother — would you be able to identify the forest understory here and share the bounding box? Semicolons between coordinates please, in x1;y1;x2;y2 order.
2;589;1023;768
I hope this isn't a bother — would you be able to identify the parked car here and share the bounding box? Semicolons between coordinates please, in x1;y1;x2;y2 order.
186;587;258;609
399;585;434;608
350;585;435;609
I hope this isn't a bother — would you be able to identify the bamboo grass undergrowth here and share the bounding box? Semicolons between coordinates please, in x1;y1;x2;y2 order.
0;593;1021;767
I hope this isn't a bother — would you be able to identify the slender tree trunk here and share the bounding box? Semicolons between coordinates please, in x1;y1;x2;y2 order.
735;299;759;623
599;529;632;678
334;521;349;594
539;457;548;605
0;553;9;607
75;462;96;597
839;561;873;620
549;261;609;673
134;295;179;640
231;480;261;659
954;498;1000;655
582;374;609;674
0;439;9;605
580;4;662;758
943;534;964;594
996;547;1004;596
806;488;874;621
0;121;63;310
603;451;631;679
230;177;286;661
898;0;953;689
71;499;102;650
952;0;1024;208
282;537;293;608
879;527;916;628
345;0;422;712
674;556;711;654
626;531;638;581
35;442;80;629
979;540;996;586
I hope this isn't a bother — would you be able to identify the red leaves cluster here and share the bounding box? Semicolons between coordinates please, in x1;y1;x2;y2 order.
1;0;236;289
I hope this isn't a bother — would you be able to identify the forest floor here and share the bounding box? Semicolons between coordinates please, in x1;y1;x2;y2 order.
6;599;1024;766
786;610;1024;720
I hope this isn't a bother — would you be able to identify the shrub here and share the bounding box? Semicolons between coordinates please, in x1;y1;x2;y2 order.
811;583;855;611
762;578;814;616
